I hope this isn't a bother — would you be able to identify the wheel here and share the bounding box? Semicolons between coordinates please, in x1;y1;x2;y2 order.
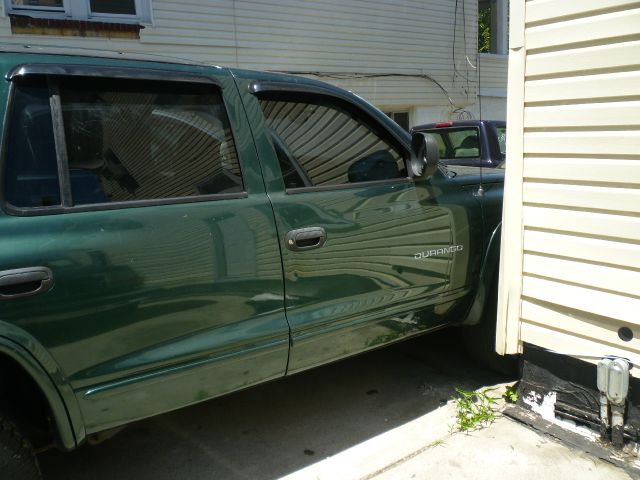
0;413;41;480
461;282;519;376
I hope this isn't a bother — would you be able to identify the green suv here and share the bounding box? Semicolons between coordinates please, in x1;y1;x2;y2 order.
0;49;506;478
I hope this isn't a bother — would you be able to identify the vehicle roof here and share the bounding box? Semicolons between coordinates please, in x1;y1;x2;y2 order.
0;45;411;146
411;119;506;132
0;44;214;66
0;45;347;97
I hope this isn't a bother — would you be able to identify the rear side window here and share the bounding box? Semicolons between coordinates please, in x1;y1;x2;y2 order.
4;76;242;210
258;96;406;189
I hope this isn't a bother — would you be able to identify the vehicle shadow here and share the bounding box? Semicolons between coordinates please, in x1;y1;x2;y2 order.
38;329;511;480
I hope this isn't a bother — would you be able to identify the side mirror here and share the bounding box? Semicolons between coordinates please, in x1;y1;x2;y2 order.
409;132;439;180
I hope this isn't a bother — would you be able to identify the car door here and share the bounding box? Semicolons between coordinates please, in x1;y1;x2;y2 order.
235;74;484;373
0;58;289;433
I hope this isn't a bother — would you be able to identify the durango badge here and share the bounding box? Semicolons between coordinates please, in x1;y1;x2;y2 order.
414;245;464;260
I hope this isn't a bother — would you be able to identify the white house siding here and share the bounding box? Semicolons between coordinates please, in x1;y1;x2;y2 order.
478;52;508;120
497;0;640;371
0;0;484;123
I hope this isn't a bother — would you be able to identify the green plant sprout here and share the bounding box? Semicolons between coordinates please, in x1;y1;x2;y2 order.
453;387;500;432
503;384;519;403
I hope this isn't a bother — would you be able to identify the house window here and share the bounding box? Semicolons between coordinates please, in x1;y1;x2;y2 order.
478;0;508;55
384;112;410;132
6;0;151;23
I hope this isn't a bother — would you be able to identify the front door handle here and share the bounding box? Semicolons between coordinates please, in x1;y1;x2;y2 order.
0;267;54;299
285;227;327;252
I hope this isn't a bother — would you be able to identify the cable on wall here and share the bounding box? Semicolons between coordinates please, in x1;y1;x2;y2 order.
273;70;474;120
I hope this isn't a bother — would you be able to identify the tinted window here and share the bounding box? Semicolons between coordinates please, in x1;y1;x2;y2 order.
4;79;61;207
61;79;241;204
258;97;405;188
4;77;243;210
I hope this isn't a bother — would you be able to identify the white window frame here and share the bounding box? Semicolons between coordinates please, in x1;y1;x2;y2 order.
4;0;152;24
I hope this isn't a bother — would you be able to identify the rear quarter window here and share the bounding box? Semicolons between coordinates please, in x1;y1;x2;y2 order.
4;77;60;208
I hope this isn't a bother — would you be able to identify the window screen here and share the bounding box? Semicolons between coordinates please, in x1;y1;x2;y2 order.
258;97;405;188
4;77;243;209
384;111;410;131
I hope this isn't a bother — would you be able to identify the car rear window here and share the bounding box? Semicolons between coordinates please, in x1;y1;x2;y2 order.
422;127;480;159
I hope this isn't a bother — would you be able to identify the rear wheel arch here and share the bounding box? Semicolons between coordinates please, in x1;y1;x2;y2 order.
0;411;42;480
0;334;83;451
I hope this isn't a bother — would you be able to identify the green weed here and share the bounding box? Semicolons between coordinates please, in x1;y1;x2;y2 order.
503;384;519;403
452;387;499;432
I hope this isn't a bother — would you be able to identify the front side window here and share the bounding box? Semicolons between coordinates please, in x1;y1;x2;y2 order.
258;96;406;189
5;76;242;210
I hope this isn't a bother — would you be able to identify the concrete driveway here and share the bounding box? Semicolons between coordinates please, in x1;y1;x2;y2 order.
38;330;630;480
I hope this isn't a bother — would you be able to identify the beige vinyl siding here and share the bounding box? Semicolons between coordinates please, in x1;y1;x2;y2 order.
497;0;640;371
0;0;478;110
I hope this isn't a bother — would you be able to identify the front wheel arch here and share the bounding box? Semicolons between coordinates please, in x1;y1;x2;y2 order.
460;278;520;376
461;222;502;327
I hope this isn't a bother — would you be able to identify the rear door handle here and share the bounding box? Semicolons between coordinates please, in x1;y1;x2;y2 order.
0;267;54;299
285;227;327;252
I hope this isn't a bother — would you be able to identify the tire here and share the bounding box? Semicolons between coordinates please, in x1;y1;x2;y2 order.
461;282;519;376
0;413;41;480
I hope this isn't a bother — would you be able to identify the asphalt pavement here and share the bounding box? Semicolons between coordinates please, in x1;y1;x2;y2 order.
38;330;632;480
